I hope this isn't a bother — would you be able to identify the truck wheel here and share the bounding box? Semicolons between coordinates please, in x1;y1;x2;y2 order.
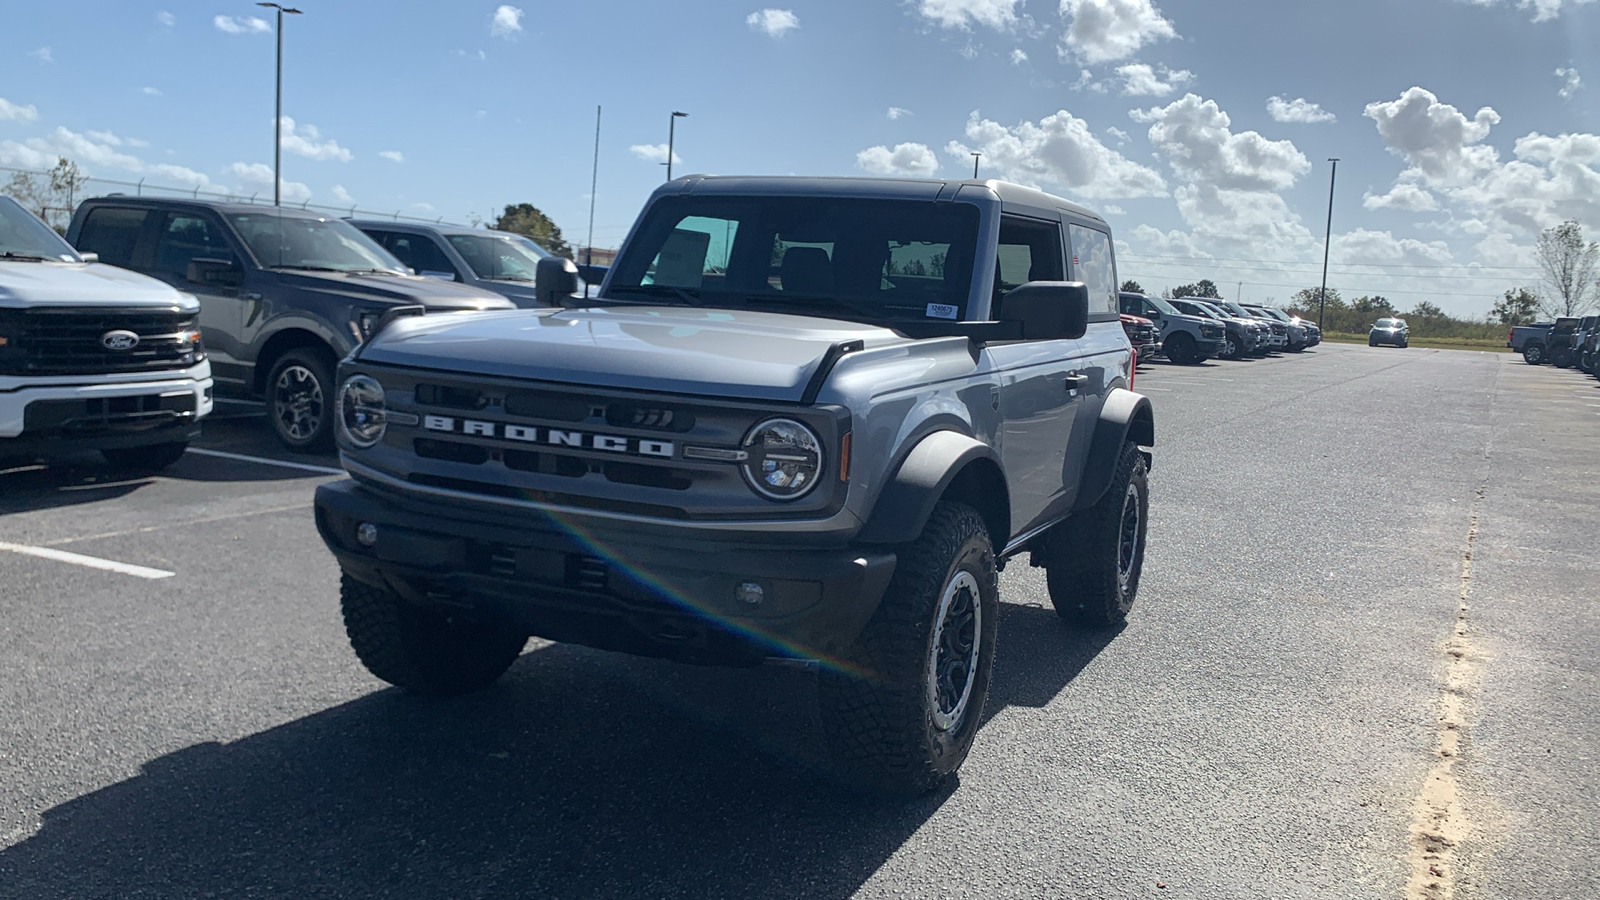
1580;351;1594;373
1551;346;1574;368
818;502;998;797
1523;344;1544;365
1220;334;1239;359
100;442;189;471
1164;332;1197;365
266;347;337;452
340;574;528;697
1046;442;1148;628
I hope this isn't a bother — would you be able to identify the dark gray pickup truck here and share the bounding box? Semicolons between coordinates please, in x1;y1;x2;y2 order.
313;176;1155;796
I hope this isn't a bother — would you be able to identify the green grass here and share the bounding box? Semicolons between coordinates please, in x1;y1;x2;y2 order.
1321;332;1513;353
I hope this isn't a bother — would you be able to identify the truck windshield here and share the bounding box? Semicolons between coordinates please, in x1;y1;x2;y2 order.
229;212;406;273
606;196;980;323
0;196;80;262
448;233;549;282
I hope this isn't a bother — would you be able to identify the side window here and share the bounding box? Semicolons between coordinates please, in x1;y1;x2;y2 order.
153;212;234;282
644;216;736;288
994;215;1064;306
75;207;148;268
385;233;457;278
1068;224;1117;316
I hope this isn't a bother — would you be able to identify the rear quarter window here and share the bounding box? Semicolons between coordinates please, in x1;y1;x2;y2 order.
1067;224;1117;317
75;207;149;267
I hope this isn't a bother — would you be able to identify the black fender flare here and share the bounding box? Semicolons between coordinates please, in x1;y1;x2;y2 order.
1072;388;1155;513
856;431;1006;546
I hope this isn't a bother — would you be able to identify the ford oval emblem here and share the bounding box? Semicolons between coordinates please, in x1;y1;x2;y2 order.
101;330;141;351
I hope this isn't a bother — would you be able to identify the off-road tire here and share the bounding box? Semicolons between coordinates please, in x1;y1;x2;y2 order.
818;502;998;798
1551;346;1574;368
1164;332;1199;365
100;442;188;471
1045;441;1149;628
1220;334;1241;360
340;574;528;697
1523;343;1545;365
265;347;337;452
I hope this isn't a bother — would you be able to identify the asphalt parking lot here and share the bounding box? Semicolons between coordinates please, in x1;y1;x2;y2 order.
2;342;1596;899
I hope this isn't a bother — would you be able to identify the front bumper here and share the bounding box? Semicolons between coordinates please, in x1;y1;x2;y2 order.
314;479;898;665
0;364;212;455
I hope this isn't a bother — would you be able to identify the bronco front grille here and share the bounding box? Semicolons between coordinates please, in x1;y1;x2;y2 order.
0;307;201;377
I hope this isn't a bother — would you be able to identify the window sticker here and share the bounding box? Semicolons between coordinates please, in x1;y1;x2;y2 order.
925;302;958;320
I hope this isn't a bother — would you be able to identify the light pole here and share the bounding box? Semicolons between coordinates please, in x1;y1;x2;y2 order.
971;152;981;179
665;111;688;181
1318;157;1339;327
257;2;301;206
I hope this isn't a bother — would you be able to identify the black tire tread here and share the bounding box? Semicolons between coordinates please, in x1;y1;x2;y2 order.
819;502;996;798
340;574;527;697
1046;442;1148;628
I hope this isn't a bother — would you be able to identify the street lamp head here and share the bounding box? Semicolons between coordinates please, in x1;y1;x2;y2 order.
256;3;301;12
672;111;689;118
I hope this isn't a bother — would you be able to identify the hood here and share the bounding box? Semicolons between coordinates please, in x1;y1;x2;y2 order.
280;269;513;311
0;260;197;310
357;305;907;402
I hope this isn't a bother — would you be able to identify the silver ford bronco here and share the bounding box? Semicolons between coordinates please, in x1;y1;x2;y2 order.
314;176;1154;796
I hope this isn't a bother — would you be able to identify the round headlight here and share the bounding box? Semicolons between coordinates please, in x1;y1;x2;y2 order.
741;418;824;501
338;375;387;448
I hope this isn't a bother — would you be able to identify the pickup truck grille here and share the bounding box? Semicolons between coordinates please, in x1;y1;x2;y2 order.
0;307;201;377
1199;323;1224;339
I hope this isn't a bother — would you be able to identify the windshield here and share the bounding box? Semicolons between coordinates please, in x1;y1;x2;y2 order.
1376;318;1400;328
229;212;405;273
1146;295;1181;316
0;196;80;261
448;232;550;281
607;196;980;323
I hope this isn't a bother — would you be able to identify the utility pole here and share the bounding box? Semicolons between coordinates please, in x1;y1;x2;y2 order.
257;3;302;206
665;111;688;181
1318;158;1339;327
971;152;981;179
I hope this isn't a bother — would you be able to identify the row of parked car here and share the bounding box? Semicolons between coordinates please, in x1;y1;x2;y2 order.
1509;315;1600;380
1118;291;1323;364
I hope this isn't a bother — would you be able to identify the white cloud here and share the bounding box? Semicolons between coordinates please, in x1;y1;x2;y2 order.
944;109;1167;199
0;125;221;195
1117;63;1192;97
1267;96;1336;124
1106;126;1130;144
412;202;435;212
856;142;940;177
1138;94;1310;192
379;150;405;163
1556;67;1582;99
630;143;681;165
157;10;174;26
1011;48;1029;64
916;0;1023;30
746;9;800;36
1363;183;1439;212
0;97;38;122
84;130;124;146
213;15;270;34
1100;204;1126;215
331;184;355;205
1071;69;1108;94
1058;0;1177;65
1364;86;1500;184
887;107;913;120
226;162;310;203
142;87;162;96
29;47;53;63
490;5;523;38
1462;0;1595;22
277;117;353;162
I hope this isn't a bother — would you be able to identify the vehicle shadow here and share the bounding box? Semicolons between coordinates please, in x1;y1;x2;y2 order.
0;461;154;515
0;601;1119;899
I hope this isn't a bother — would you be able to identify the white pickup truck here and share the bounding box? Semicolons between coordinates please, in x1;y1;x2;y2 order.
1;195;212;469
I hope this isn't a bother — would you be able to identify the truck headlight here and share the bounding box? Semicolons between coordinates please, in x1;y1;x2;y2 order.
338;375;387;448
742;418;823;501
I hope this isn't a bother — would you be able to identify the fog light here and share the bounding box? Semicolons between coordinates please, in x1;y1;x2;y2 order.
735;582;765;607
356;522;378;547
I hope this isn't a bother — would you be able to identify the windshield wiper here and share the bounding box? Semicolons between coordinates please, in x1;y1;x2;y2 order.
1;251;52;262
604;284;700;306
272;264;343;272
489;275;534;282
344;268;407;276
735;293;890;322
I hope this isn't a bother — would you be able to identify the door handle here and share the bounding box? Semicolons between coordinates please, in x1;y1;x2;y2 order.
1064;374;1089;391
242;292;264;301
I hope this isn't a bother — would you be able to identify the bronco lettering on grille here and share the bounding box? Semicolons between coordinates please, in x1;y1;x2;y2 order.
422;415;675;458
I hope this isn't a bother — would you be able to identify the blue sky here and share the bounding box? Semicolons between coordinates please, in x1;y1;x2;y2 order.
2;0;1595;316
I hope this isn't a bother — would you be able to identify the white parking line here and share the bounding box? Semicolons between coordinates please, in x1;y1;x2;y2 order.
0;542;175;579
186;447;346;476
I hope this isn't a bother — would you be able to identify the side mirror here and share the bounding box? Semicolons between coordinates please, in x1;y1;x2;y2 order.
999;281;1090;341
79;252;100;264
535;256;581;306
186;257;244;288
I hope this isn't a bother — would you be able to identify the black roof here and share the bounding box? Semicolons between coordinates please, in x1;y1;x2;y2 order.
79;195;343;219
